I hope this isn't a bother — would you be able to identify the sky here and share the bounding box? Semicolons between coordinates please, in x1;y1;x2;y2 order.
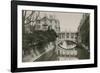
55;12;83;32
26;10;83;32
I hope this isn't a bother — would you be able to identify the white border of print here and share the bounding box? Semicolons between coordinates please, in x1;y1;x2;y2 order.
18;5;94;68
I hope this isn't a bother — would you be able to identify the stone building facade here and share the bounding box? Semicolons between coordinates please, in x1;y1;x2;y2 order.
77;13;90;49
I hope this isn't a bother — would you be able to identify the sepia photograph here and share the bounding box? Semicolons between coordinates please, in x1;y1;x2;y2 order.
11;1;97;72
22;10;90;62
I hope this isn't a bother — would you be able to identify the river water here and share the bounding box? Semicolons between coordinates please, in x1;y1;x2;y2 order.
56;40;78;61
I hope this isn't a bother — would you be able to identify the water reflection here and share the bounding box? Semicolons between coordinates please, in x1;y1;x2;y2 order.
56;40;78;60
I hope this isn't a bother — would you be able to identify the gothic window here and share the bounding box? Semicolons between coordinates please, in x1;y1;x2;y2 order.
35;25;40;30
43;24;48;30
66;33;69;38
71;33;74;38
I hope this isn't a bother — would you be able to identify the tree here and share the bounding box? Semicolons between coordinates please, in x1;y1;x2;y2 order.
22;11;58;56
22;10;40;52
22;10;40;34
